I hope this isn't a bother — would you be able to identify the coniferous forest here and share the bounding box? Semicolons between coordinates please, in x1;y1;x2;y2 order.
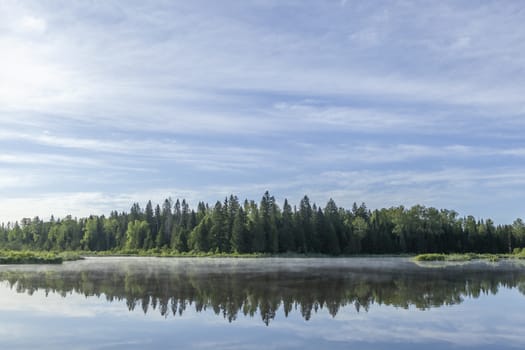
1;191;524;255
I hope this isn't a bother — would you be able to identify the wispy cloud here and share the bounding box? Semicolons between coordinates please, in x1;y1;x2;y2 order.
0;1;524;223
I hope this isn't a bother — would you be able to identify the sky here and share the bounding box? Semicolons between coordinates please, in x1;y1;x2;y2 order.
0;0;525;224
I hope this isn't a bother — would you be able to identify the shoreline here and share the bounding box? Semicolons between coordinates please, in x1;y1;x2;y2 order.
1;249;525;264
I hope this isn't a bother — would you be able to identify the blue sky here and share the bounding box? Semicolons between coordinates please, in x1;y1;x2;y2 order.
1;0;524;224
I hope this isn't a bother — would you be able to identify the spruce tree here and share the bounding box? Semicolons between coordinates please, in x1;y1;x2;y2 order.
231;207;248;253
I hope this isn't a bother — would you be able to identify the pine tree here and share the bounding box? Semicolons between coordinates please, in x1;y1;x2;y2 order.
248;201;265;253
129;203;143;222
144;201;155;249
299;196;314;253
189;216;211;252
153;204;162;246
157;198;172;248
231;207;248;253
260;191;280;253
279;199;295;252
210;201;227;252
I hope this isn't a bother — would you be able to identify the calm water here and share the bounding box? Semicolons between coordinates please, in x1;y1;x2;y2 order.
1;257;525;349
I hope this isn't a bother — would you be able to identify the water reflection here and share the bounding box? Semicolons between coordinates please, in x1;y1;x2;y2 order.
1;257;524;325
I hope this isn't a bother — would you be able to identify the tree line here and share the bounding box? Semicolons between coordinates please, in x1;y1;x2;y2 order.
1;191;524;254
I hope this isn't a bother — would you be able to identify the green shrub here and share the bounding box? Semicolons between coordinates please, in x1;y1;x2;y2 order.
414;253;445;261
0;250;63;264
445;254;473;262
58;251;84;261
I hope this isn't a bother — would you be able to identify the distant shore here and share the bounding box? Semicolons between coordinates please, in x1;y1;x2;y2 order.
2;249;525;265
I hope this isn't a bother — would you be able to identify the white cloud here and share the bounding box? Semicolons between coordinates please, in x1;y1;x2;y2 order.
302;143;525;165
0;189;213;223
17;15;47;34
0;1;524;224
0;38;83;111
0;127;278;172
1;1;524;121
0;173;37;188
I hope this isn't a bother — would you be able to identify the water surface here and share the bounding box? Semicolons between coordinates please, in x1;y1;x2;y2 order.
1;257;524;349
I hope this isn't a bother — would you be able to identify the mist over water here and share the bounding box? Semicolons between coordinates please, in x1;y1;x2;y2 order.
1;257;525;349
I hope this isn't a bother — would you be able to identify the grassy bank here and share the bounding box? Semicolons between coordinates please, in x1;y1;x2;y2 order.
413;253;508;262
0;251;85;264
88;249;269;258
0;251;63;264
4;249;525;264
85;249;400;258
0;248;382;263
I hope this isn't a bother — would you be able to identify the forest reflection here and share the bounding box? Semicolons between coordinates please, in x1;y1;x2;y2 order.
1;258;525;325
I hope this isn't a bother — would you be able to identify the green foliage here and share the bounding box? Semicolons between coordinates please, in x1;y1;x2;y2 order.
414;253;503;262
58;251;84;261
231;207;249;253
0;193;524;257
125;220;150;249
513;247;525;259
414;253;446;261
0;250;63;264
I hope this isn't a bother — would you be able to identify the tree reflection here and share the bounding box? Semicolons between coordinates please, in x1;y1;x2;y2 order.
1;260;525;325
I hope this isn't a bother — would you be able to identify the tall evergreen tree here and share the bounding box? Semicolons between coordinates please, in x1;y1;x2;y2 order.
129;203;143;221
231;207;248;253
153;204;162;247
260;191;280;253
247;201;265;253
210;201;228;252
279;199;295;253
299;196;314;253
157;198;173;248
189;216;211;252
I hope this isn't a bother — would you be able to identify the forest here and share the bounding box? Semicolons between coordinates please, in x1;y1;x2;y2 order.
1;191;524;255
